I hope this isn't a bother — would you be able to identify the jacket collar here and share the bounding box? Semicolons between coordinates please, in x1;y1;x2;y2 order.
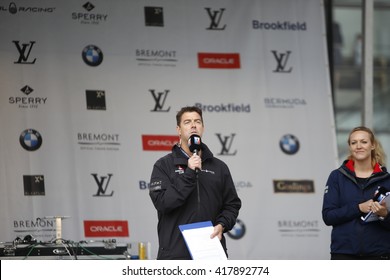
172;143;213;166
344;159;384;174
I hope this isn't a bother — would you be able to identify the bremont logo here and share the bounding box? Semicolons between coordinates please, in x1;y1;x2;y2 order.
135;49;177;67
77;132;120;151
272;50;292;73
13;41;36;64
150;89;171;112
205;8;226;30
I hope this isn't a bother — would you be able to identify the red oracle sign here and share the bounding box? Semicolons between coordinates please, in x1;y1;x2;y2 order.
142;135;178;151
198;53;241;69
84;220;129;237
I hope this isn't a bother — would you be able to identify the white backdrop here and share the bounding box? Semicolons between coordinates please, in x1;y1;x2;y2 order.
0;0;337;259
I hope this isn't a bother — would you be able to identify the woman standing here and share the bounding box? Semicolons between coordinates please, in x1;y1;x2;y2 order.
322;126;390;260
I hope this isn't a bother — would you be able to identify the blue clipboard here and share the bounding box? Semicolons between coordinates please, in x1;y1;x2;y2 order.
179;221;213;232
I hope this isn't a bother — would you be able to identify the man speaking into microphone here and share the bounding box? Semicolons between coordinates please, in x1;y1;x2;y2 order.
149;106;241;260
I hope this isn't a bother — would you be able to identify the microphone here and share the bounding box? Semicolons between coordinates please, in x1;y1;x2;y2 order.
188;134;202;155
188;134;202;174
373;186;388;202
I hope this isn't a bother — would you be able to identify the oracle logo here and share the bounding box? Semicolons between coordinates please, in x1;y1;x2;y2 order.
90;225;122;232
142;135;178;151
198;53;241;69
84;220;129;237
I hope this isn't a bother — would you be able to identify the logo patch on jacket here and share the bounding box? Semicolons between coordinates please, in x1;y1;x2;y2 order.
150;180;162;191
175;165;185;174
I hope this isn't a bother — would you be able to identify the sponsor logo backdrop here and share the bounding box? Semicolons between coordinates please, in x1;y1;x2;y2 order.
0;0;337;259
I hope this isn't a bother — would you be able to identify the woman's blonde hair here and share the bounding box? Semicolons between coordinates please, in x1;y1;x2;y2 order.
347;126;387;166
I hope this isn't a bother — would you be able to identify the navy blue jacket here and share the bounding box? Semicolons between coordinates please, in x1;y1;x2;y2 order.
322;160;390;257
149;143;241;259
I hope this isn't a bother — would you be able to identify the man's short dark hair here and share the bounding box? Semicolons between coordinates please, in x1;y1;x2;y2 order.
176;106;203;126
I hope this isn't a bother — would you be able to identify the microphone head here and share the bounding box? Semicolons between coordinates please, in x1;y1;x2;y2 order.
188;134;202;153
373;186;388;201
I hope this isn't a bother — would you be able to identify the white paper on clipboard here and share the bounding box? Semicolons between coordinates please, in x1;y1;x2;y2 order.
179;221;227;260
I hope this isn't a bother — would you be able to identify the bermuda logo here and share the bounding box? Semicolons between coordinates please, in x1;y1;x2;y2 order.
82;44;103;66
20;129;42;151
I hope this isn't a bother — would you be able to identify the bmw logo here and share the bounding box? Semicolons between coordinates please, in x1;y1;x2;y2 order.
279;134;300;155
227;219;246;240
20;129;42;151
82;45;103;66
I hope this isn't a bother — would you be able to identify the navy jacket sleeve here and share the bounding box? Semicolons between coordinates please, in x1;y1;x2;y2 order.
322;170;362;226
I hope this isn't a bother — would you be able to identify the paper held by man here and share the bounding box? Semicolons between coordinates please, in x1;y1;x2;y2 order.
179;221;227;260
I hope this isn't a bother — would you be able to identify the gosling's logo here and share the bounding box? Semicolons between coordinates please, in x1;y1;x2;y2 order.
82;45;103;66
20;129;42;151
273;180;315;193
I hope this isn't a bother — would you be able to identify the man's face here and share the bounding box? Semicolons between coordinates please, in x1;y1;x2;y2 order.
176;111;204;145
